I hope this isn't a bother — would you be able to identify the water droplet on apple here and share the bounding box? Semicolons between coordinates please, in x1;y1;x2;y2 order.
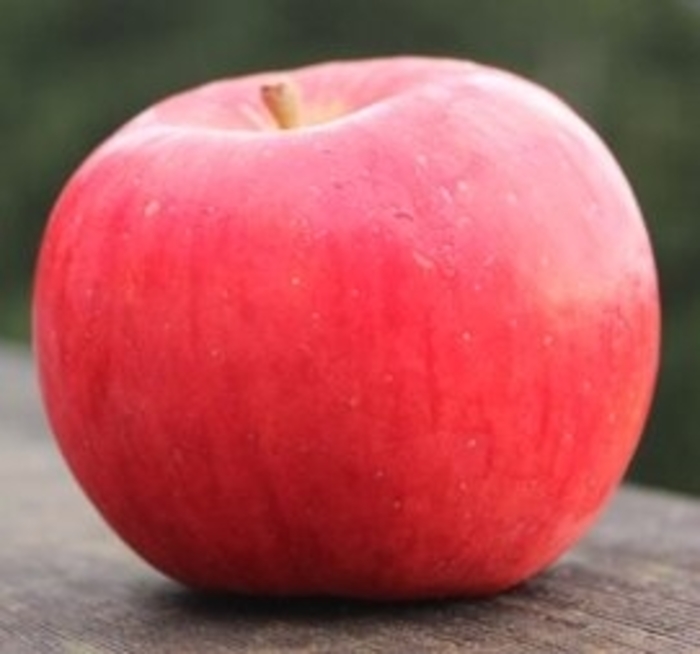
456;214;473;227
437;244;458;279
392;499;403;511
374;469;386;480
290;276;302;287
461;331;473;343
413;251;435;271
393;210;415;222
439;186;453;204
144;200;160;218
588;201;602;218
437;558;452;572
542;333;555;347
457;180;470;193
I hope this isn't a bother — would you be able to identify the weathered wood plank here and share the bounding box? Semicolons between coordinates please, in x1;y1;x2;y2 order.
2;344;699;653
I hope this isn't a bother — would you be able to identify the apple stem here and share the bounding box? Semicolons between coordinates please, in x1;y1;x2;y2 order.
261;81;302;130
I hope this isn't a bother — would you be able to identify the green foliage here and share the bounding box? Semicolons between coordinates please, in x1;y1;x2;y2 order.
1;0;698;493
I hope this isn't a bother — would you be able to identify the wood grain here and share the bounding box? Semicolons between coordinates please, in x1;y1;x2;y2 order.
1;344;699;653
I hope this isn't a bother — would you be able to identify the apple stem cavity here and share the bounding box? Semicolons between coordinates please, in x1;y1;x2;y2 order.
261;81;302;130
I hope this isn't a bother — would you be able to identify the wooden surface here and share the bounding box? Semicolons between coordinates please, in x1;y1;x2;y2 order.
1;343;700;653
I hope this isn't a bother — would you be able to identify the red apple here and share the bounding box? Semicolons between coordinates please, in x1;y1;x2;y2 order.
33;56;660;599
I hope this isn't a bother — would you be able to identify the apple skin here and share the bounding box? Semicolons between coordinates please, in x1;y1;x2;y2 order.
33;56;660;599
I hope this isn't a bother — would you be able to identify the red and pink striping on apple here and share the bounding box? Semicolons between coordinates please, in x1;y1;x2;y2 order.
33;56;660;599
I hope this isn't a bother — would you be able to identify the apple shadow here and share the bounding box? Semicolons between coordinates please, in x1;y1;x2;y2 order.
139;575;544;639
131;570;575;650
148;582;472;622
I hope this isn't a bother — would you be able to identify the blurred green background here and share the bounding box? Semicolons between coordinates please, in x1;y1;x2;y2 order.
1;1;698;493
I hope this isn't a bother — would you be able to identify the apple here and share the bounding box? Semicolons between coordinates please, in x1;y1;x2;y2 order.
33;56;660;599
